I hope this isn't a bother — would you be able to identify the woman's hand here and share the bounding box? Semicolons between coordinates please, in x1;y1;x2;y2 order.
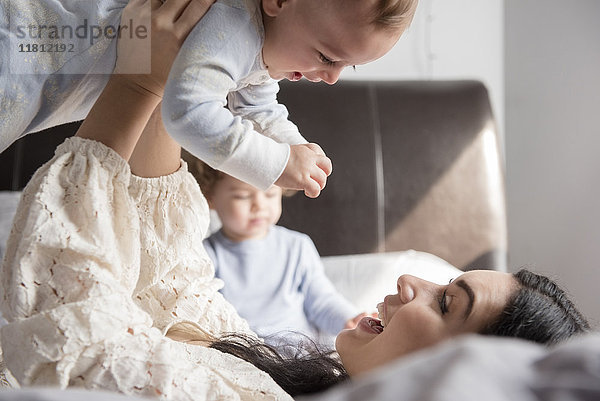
76;0;214;159
114;0;215;97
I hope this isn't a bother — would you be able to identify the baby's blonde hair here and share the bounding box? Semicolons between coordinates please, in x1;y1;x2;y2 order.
370;0;419;32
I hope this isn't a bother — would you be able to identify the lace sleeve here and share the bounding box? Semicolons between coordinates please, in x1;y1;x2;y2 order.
0;138;291;400
128;163;255;339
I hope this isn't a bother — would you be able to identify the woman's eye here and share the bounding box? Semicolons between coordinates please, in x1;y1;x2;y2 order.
438;289;449;315
319;52;335;66
233;194;250;200
438;278;454;315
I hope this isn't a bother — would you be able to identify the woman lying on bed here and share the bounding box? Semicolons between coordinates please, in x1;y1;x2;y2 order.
0;1;590;400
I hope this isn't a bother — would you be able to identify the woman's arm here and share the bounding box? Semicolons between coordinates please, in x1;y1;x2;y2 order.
75;75;162;161
129;103;182;177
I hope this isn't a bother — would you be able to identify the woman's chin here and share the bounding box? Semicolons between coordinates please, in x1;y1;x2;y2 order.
335;337;375;377
334;328;368;362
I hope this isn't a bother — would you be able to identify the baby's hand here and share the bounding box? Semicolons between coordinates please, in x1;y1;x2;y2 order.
345;311;378;329
114;0;215;96
276;143;332;198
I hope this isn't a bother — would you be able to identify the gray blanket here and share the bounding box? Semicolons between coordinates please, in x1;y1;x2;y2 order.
302;333;600;401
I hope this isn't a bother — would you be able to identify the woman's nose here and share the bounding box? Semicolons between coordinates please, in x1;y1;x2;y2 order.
396;275;438;303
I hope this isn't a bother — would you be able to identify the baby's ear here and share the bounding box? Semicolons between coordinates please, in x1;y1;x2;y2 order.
262;0;285;17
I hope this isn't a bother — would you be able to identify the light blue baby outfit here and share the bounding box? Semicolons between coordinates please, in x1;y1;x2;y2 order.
0;0;305;189
204;226;358;344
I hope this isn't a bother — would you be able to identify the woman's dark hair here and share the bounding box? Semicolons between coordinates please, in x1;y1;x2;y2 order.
209;333;348;397
482;269;590;345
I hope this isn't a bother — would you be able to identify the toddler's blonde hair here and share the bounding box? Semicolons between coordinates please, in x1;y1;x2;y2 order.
182;149;223;199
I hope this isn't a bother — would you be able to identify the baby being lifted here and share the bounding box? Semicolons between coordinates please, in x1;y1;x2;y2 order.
0;0;418;196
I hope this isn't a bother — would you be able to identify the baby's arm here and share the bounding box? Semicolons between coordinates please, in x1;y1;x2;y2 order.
297;235;359;335
231;82;333;198
230;80;306;145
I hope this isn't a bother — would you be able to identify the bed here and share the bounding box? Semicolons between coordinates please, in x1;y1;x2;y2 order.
2;80;597;400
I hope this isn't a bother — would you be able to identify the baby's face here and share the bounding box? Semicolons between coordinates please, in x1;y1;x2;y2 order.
208;175;283;242
262;0;402;84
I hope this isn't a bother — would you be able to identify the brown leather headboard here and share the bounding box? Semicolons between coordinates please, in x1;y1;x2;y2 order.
277;80;507;271
0;80;506;271
0;122;81;191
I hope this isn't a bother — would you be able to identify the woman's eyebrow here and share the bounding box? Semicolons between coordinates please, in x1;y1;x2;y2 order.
455;280;474;320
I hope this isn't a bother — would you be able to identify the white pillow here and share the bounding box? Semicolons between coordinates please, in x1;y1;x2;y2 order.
322;250;461;312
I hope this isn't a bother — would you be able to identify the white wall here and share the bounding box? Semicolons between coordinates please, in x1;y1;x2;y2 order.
505;0;600;327
340;0;505;141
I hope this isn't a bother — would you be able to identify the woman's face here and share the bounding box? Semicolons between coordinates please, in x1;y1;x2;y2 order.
336;270;518;376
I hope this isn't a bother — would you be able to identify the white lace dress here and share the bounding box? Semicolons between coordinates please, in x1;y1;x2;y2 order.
0;137;292;400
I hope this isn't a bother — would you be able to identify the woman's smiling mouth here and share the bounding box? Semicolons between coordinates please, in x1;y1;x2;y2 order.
359;316;384;334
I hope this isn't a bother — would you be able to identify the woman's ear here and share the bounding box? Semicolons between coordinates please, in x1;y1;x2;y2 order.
262;0;286;17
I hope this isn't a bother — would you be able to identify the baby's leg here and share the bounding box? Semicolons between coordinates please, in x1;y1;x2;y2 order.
0;0;128;152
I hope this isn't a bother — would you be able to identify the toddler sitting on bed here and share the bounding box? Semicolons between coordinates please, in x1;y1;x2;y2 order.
188;157;371;345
